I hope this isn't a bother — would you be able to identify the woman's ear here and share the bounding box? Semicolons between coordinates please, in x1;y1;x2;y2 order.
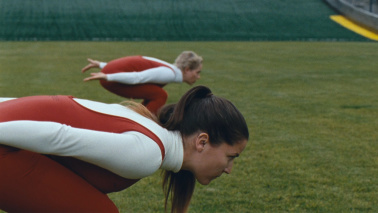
195;132;209;152
184;66;191;73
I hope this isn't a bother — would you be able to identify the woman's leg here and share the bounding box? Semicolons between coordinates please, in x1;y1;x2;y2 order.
50;156;139;194
140;85;168;114
0;145;119;213
100;81;167;114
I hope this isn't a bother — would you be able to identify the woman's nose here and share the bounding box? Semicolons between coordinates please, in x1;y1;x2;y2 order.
224;163;233;174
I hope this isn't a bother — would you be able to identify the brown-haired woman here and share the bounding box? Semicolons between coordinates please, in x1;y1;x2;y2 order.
81;51;203;114
0;85;249;213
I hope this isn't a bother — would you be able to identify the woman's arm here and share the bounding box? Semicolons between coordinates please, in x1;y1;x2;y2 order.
84;66;176;84
0;98;16;102
0;120;162;179
106;66;176;84
81;58;107;73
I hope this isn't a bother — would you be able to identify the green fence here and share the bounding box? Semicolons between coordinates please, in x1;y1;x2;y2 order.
0;0;369;41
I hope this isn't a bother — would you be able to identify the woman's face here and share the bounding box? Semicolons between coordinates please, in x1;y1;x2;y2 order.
193;139;247;185
183;64;202;85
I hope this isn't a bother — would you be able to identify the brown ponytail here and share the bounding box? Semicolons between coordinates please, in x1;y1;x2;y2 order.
162;170;195;213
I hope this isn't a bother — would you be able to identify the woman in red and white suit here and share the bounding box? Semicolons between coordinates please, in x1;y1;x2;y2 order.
0;86;249;213
81;51;203;114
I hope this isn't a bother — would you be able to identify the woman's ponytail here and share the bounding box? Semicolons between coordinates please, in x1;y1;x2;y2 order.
160;85;212;131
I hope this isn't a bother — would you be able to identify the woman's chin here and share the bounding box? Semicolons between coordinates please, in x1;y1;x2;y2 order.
196;178;212;185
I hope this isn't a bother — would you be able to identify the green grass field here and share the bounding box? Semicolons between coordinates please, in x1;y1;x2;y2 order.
0;41;377;212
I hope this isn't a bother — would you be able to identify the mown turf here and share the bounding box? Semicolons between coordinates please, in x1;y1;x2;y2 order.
0;41;377;212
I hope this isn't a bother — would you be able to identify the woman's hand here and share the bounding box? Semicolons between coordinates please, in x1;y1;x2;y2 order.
81;58;101;73
83;72;107;81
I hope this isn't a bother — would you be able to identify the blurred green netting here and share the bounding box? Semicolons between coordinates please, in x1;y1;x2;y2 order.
0;0;369;41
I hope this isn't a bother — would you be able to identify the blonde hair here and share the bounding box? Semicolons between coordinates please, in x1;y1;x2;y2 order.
120;101;157;122
174;51;203;71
